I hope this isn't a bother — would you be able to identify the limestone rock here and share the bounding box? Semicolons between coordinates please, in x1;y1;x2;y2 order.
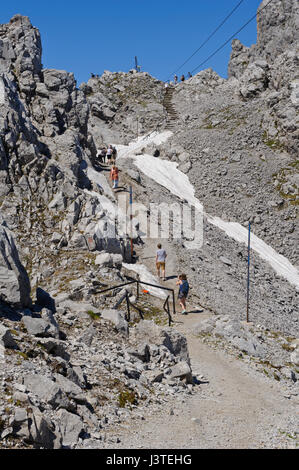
56;409;84;448
28;407;58;449
0;218;31;307
22;310;60;339
101;309;129;337
0;324;18;349
168;361;193;384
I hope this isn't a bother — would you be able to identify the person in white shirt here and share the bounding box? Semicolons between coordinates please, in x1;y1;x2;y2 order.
156;243;167;281
106;145;113;164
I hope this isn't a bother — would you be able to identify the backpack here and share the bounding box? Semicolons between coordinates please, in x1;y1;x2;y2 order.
111;167;119;179
181;280;189;296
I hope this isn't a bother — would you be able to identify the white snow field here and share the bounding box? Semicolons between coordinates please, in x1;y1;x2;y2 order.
122;263;167;299
117;132;299;290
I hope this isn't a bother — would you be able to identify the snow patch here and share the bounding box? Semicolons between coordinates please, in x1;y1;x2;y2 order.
123;263;168;299
119;132;299;290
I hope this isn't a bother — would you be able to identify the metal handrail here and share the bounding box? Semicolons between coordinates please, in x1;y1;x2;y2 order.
95;278;175;326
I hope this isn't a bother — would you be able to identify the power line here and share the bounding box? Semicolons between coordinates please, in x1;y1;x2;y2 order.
190;0;275;76
165;0;245;81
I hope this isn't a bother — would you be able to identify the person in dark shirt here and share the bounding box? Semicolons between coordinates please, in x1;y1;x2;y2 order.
176;273;189;314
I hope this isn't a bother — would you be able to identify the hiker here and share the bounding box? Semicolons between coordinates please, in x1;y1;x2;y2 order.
174;74;178;85
165;82;169;89
181;74;185;82
112;146;117;164
110;164;119;189
98;147;106;164
156;243;167;281
176;273;189;315
106;145;113;165
188;72;192;79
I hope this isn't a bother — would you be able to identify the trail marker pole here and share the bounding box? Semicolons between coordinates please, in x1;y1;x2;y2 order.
129;186;133;260
246;222;251;323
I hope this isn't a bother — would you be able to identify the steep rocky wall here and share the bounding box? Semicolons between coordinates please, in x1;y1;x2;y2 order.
81;70;165;147
0;14;95;202
256;0;299;61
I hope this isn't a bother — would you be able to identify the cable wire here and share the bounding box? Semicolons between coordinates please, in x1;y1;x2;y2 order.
165;0;245;81
190;0;275;75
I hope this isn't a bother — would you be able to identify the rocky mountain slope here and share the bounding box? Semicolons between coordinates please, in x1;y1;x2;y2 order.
0;0;298;449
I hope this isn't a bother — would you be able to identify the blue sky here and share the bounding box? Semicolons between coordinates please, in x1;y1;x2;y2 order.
1;0;262;86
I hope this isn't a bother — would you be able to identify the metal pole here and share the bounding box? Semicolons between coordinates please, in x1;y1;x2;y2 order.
172;289;176;315
125;291;131;322
246;222;251;323
129;186;133;260
167;297;172;326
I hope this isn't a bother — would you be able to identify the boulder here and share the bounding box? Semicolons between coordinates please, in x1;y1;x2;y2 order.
22;310;60;339
128;343;150;363
36;338;70;360
28;407;58;449
56;409;84;448
168;361;193;384
0;324;19;349
132;320;190;363
11;408;30;440
0;218;31;307
101;309;129;336
23;374;70;410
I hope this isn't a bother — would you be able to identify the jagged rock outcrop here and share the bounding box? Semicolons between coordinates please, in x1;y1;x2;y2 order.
0;14;136;303
81;70;165;146
0;14;96;212
0;216;31;307
228;0;299;154
0;0;298;450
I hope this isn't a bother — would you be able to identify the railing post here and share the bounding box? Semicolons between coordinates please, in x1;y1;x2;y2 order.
129;186;133;261
172;289;176;315
167;297;171;326
125;291;131;322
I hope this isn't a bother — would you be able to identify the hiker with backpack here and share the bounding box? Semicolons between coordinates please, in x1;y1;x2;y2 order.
181;74;185;82
156;243;167;281
176;273;189;314
174;75;178;85
112;146;117;164
110;164;119;189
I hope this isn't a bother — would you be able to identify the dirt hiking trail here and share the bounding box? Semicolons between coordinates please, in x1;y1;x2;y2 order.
108;239;299;449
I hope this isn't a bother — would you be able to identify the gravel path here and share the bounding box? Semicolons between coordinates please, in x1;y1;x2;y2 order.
103;240;299;449
105;328;298;449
